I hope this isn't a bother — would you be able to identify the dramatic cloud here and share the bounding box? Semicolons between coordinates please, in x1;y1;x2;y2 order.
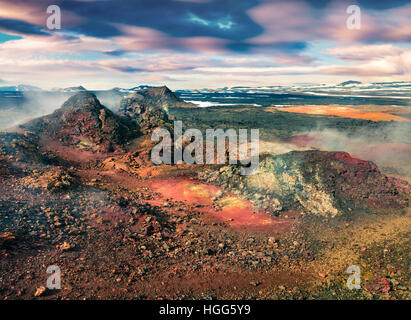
0;0;410;88
322;45;411;76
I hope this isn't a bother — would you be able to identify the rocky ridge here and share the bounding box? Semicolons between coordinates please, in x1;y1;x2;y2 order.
201;151;411;217
118;86;194;133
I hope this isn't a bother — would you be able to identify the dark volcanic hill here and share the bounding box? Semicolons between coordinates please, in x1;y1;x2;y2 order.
126;86;191;108
118;86;194;133
19;92;139;153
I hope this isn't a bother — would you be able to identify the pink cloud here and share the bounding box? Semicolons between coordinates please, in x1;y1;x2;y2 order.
247;1;316;44
248;1;411;45
0;0;83;33
322;45;411;76
327;45;405;61
0;34;117;59
178;37;229;54
114;25;230;55
113;25;172;51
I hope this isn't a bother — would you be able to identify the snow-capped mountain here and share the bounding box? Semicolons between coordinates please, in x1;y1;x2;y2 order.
177;81;411;99
112;85;155;93
51;86;87;92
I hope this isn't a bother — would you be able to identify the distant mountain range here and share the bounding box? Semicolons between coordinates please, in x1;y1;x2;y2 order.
176;81;411;99
0;85;88;92
1;81;411;100
112;85;155;93
0;85;42;92
0;84;158;93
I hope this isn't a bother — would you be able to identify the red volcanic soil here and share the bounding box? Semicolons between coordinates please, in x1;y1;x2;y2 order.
267;105;411;122
147;178;293;233
149;179;220;206
72;164;294;234
333;151;373;167
325;151;410;210
40;136;109;164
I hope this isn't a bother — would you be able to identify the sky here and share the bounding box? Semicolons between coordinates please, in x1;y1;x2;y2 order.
0;0;411;90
